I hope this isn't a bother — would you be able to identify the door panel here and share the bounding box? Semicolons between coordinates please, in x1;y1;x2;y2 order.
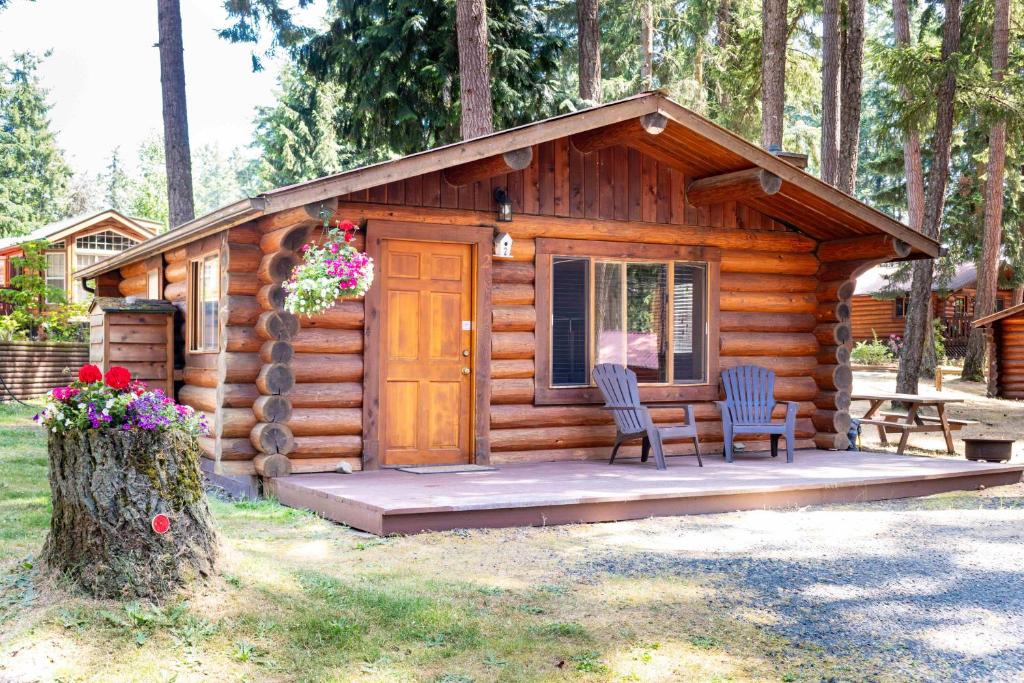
380;239;473;465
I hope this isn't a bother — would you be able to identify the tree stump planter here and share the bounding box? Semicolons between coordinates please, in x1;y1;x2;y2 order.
42;428;218;600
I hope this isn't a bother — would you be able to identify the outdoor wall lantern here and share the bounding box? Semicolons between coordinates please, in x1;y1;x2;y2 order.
493;187;513;222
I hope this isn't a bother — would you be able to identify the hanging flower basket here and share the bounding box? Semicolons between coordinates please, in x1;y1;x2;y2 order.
284;220;374;317
36;365;218;600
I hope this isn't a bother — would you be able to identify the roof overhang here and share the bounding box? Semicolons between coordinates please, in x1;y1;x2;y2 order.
76;93;938;282
974;302;1024;328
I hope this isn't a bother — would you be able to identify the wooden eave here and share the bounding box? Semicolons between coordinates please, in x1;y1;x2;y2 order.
973;302;1024;328
76;92;937;282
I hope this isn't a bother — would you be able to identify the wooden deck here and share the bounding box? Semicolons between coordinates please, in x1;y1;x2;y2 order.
266;450;1024;535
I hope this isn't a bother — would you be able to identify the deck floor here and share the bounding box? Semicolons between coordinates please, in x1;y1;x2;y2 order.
267;450;1024;535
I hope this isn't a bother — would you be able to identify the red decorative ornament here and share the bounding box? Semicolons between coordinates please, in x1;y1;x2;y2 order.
151;514;170;535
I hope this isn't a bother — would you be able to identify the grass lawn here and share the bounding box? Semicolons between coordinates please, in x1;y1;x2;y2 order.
0;401;943;682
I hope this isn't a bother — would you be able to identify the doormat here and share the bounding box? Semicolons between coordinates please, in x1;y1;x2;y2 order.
396;464;498;474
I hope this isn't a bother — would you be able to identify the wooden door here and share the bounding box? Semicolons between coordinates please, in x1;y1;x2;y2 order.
379;239;474;465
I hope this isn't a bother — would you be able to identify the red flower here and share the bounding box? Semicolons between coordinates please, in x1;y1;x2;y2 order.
338;219;356;231
78;364;103;383
343;230;354;243
104;366;132;390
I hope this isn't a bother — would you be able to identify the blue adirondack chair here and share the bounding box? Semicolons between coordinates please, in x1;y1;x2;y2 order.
593;363;702;470
717;365;798;463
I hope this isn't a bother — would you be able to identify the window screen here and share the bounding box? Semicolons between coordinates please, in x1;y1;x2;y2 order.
551;257;589;386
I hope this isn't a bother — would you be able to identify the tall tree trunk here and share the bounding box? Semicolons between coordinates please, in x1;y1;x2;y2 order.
156;0;195;228
836;0;865;194
761;0;788;149
455;0;494;139
962;0;1010;381
640;1;654;89
894;0;925;230
896;0;962;396
577;0;601;102
820;0;841;185
715;0;734;112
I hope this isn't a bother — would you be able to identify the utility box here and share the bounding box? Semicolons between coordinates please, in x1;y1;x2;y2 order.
89;297;176;395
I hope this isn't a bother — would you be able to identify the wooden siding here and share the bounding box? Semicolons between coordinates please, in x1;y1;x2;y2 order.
89;308;173;395
992;316;1024;399
0;341;88;399
850;294;906;341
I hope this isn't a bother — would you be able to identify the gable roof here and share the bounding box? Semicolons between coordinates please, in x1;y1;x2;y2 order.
0;209;160;252
75;93;939;281
856;262;1014;296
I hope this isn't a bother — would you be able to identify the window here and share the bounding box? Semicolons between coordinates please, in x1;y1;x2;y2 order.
45;251;66;302
75;231;138;252
0;257;6;286
997;298;1007;312
537;239;720;404
953;297;966;314
894;296;907;318
189;253;220;352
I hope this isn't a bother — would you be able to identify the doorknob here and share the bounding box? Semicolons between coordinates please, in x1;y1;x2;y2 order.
462;349;470;357
462;367;471;375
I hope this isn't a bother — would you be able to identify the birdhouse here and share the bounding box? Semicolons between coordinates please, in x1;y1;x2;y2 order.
493;232;514;258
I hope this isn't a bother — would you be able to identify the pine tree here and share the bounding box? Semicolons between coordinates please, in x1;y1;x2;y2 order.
102;148;133;212
0;52;72;237
156;0;195;227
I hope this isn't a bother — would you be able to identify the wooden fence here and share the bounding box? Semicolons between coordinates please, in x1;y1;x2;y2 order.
0;341;89;400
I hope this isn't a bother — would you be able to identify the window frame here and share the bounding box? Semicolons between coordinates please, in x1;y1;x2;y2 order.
187;250;221;354
44;250;67;303
893;296;907;319
535;238;720;406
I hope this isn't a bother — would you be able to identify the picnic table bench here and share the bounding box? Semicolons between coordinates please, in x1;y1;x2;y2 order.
853;392;971;455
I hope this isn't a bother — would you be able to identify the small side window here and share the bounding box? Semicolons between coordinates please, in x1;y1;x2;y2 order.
189;253;220;352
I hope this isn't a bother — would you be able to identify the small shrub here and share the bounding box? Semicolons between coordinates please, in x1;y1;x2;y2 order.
851;334;895;366
0;316;27;341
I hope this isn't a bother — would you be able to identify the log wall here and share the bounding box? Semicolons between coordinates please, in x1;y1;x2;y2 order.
0;341;88;399
849;295;905;341
991;316;1024;399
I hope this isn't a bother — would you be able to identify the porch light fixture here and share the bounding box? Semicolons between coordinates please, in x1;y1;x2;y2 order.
493;187;513;222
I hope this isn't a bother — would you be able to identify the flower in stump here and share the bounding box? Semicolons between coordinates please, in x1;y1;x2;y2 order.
104;366;132;390
78;364;102;384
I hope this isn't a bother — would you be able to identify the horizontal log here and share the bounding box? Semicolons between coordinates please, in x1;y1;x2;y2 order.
228;224;262;245
719;332;818;357
228;271;261;296
260;340;294;364
292;354;363;383
253;395;293;423
491;378;535;404
256;363;295;395
165;260;187;283
258;283;287;311
720;250;821;275
814;390;851;411
493;306;536;332
687;167;782;206
258;250;299;284
164;280;186;302
719;312;817;333
286;382;362;408
223;353;262;383
220;407;257;438
260;223;314;254
228;244;262;273
183;367;218;389
817;279;857;303
814;432;849;450
719;272;817;293
223;383;260;408
292;328;363;354
120;260;149;278
812;409;851;435
254;453;293;478
165;247;188;264
569;112;668;154
250;421;295;455
443;147;533;186
336;202;817;254
812;364;853;392
285;408;361;437
118;274;149;297
225;295;261;324
720;291;817;314
817;344;851;366
817;234;911;262
491;359;534;379
254;200;333;233
719;355;818;377
226;325;262;353
814;322;852;346
492;332;535;360
492;283;535;306
290;435;362;458
492;261;535;284
256;310;300;341
177;385;217;413
300;301;364;330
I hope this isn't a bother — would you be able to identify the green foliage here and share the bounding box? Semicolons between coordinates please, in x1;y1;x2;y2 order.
0;52;72;237
0;240;64;333
851;334;896;366
0;316;26;341
40;302;87;342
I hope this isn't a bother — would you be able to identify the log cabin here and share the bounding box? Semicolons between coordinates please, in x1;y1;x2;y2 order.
74;93;939;490
973;303;1024;399
851;262;1015;355
0;209;159;309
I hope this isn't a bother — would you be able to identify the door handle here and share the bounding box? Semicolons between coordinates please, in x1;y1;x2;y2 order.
462;367;471;375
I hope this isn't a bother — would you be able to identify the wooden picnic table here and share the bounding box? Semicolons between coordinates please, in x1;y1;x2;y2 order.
852;392;969;455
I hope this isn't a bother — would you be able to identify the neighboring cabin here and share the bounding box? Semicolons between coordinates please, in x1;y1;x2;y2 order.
74;93;938;487
0;209;160;307
851;262;1015;356
974;303;1024;399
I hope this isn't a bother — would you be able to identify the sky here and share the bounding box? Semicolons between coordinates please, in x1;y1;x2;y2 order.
0;0;323;177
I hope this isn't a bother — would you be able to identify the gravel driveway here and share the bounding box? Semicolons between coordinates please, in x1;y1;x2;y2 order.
572;484;1024;682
